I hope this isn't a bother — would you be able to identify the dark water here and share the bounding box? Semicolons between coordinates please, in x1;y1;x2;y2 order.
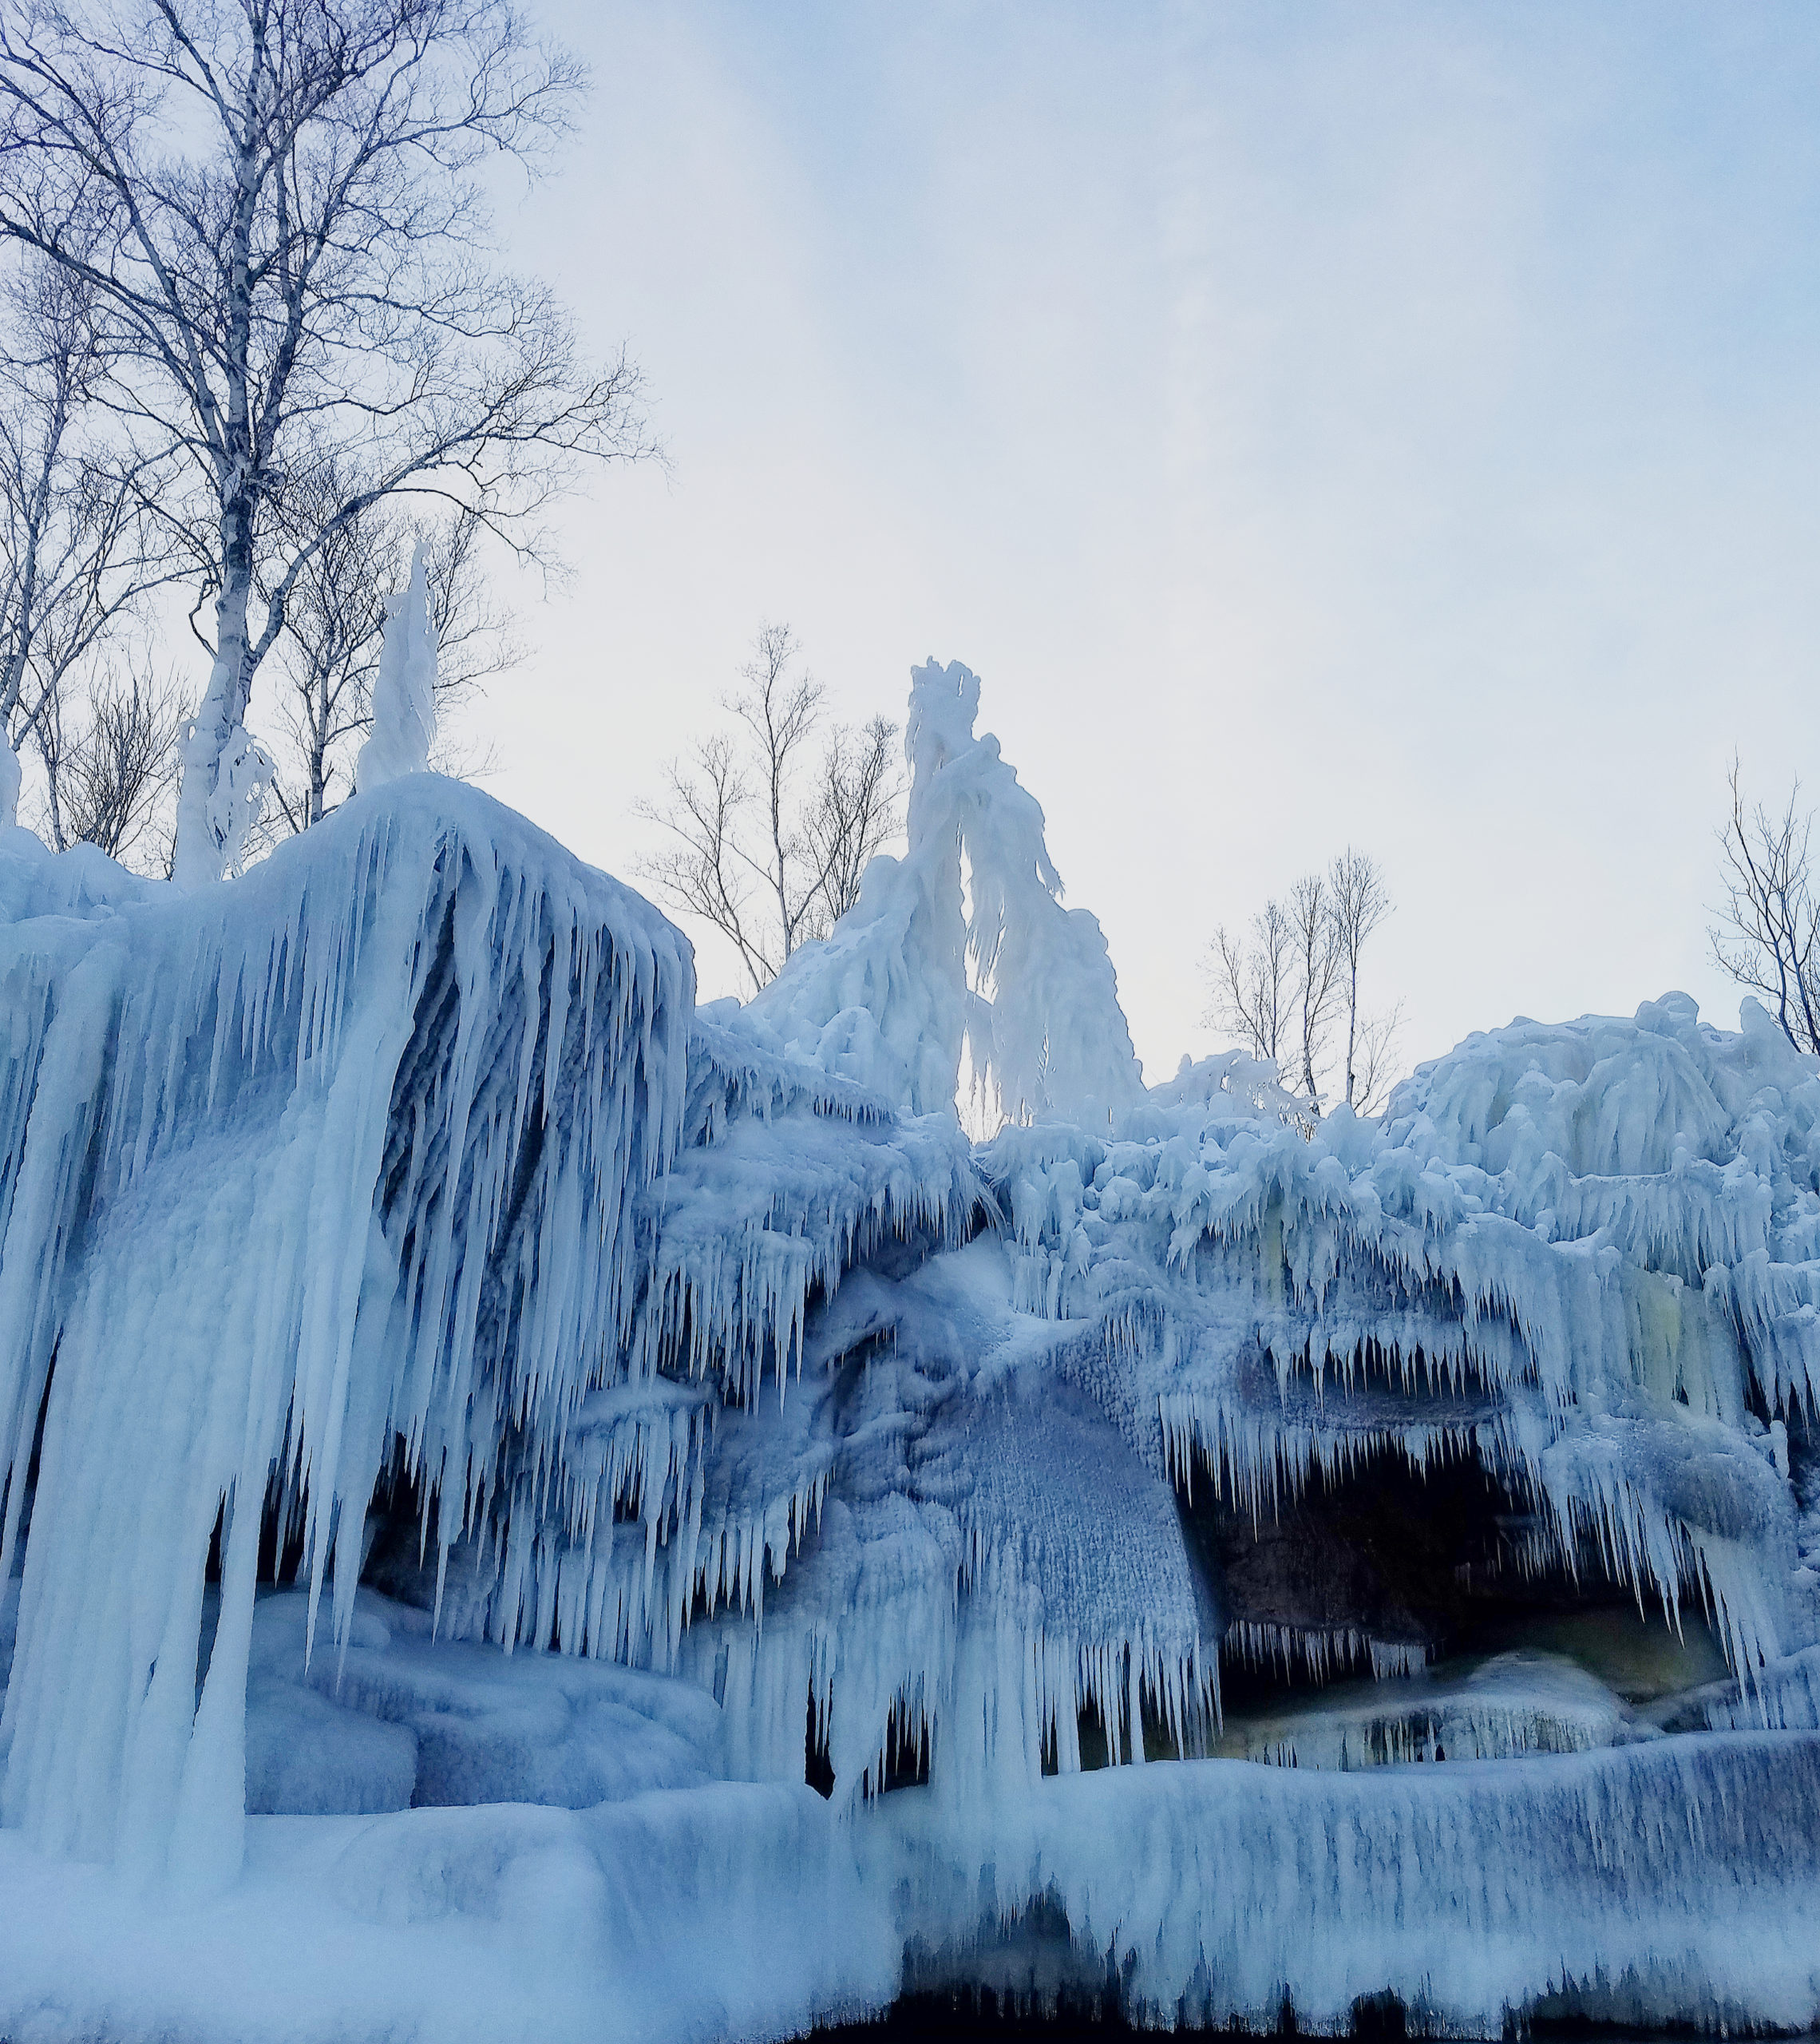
803;1995;1814;2044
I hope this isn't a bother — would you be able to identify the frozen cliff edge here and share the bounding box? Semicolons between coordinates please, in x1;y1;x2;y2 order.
1;667;1820;2040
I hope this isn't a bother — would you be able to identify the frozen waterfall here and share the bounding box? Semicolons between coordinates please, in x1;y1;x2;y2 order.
1;662;1818;2042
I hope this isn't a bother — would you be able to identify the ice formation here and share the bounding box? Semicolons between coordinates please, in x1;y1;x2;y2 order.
2;660;1820;2042
356;543;438;792
750;659;1142;1125
0;726;20;834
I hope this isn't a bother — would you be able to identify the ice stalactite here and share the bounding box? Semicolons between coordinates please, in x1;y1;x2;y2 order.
0;781;690;1889
6;656;1820;2040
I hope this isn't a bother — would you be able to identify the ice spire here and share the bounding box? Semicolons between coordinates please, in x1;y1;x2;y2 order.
751;657;1143;1124
357;542;438;791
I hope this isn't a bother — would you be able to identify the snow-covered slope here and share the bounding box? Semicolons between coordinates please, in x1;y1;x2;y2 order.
2;670;1820;2042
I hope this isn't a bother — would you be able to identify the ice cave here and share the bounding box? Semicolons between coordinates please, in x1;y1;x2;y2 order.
2;644;1819;2042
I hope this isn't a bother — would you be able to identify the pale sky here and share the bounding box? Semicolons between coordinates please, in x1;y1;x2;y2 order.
418;2;1820;1089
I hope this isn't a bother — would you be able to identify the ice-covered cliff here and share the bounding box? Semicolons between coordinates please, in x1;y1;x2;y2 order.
2;660;1818;2043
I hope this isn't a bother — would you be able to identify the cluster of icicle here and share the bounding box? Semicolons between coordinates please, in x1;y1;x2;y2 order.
0;782;690;1890
980;991;1819;1690
6;640;1820;1888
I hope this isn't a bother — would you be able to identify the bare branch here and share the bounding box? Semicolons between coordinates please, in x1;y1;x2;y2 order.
1710;759;1820;1055
30;656;185;868
805;714;898;931
0;0;654;883
1349;1001;1405;1119
1209;851;1400;1114
257;473;513;830
1207;899;1296;1075
1327;846;1393;1110
1286;870;1343;1109
0;252;182;830
639;624;903;993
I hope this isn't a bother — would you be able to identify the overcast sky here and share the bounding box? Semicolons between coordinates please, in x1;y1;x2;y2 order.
419;2;1820;1087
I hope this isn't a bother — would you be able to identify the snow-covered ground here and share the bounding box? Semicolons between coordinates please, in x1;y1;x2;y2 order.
3;659;1820;2039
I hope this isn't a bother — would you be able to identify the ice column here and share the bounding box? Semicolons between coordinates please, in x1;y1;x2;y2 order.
357;543;438;790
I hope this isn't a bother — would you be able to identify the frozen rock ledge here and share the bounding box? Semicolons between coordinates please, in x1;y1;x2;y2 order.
2;666;1819;2041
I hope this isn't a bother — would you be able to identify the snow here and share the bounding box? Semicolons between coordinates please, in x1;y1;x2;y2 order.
888;1733;1820;2035
244;1588;719;1812
3;659;1820;2038
357;545;438;793
0;727;18;834
750;659;1143;1125
1211;1649;1635;1768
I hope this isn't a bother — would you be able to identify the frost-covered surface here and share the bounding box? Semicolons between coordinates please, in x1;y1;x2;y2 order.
887;1734;1820;2035
0;778;690;1890
4;666;1820;2040
748;658;1142;1125
1209;1650;1636;1769
356;545;438;791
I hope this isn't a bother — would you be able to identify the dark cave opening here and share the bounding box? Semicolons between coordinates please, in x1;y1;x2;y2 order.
1180;1431;1717;1717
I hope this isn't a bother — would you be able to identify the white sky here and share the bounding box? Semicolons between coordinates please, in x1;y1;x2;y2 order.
411;1;1820;1087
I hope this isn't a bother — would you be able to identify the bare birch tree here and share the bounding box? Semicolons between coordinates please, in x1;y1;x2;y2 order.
1286;870;1343;1105
805;714;897;926
0;0;652;888
1347;1004;1404;1119
1211;899;1296;1072
0;258;173;830
1711;760;1820;1055
261;493;512;832
1328;846;1395;1111
32;657;185;865
639;624;902;993
1209;849;1401;1113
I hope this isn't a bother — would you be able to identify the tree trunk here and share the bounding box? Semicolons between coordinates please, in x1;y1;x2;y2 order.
171;94;260;891
172;545;252;886
172;514;253;888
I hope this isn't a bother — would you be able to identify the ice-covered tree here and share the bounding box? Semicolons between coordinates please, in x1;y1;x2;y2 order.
0;0;652;889
639;624;901;992
752;656;1144;1127
354;543;437;791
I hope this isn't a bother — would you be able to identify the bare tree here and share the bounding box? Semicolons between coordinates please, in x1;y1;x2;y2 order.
0;258;172;828
0;0;653;888
261;493;513;833
1209;850;1400;1113
32;657;185;866
1286;870;1343;1105
1211;899;1296;1072
805;715;896;925
1711;760;1820;1054
1347;1004;1404;1119
1328;846;1394;1110
639;624;902;993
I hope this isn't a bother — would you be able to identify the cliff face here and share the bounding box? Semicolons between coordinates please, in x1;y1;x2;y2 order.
3;728;1820;2038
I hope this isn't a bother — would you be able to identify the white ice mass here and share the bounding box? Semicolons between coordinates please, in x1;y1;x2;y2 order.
2;654;1819;2041
356;543;439;792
